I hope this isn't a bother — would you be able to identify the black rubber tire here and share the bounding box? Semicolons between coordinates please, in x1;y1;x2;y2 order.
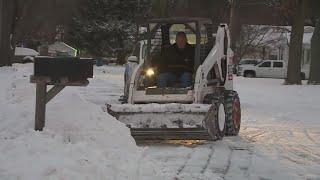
204;98;226;140
245;72;255;78
203;93;219;104
224;91;241;136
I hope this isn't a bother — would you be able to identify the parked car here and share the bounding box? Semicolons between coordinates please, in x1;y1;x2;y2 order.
238;60;309;79
106;57;117;65
14;47;39;63
235;59;261;75
94;57;118;66
239;59;261;66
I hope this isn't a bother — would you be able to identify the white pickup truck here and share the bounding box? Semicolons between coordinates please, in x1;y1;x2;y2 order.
238;60;309;79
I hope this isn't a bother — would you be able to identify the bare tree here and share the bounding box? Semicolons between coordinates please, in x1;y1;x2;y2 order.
285;0;308;85
236;25;293;62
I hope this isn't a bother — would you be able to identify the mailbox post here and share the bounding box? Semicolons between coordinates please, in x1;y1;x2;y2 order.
31;57;93;131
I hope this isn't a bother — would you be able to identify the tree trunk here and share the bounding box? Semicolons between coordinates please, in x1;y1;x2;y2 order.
229;0;241;51
308;0;320;84
0;0;17;67
285;0;308;85
308;18;320;84
229;0;241;65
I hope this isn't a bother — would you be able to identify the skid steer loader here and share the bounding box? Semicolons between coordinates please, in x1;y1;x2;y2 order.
106;18;241;141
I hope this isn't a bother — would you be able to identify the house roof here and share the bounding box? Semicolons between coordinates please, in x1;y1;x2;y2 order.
48;42;77;54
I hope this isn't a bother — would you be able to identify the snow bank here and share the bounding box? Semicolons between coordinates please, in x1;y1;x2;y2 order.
0;64;142;180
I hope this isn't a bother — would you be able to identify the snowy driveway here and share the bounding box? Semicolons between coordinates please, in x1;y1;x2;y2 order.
84;66;320;180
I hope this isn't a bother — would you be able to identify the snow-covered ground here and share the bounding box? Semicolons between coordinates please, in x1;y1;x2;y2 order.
0;64;319;180
236;78;320;180
0;64;140;179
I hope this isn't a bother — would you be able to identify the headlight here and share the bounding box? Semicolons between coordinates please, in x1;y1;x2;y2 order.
146;68;155;77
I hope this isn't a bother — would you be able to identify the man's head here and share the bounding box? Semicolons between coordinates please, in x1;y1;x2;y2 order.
176;32;187;49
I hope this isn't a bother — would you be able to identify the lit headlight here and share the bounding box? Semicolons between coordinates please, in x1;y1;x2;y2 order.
146;68;155;77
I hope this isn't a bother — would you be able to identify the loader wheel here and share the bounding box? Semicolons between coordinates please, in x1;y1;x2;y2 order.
244;71;255;78
224;91;241;136
204;99;226;140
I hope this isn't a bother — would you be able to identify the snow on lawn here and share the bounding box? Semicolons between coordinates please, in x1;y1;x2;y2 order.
235;77;320;127
0;64;142;180
235;77;320;179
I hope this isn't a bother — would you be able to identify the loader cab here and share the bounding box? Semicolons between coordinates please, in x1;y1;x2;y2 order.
129;18;232;104
140;18;215;89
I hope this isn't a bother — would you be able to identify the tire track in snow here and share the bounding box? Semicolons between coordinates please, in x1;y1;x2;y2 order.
304;129;320;145
200;144;215;174
223;143;253;180
176;148;196;175
241;125;320;179
222;147;233;180
204;142;234;177
174;143;231;180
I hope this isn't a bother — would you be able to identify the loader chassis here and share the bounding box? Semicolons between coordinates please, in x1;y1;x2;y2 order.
107;18;241;141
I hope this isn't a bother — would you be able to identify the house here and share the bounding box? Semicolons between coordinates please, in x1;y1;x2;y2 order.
242;26;313;72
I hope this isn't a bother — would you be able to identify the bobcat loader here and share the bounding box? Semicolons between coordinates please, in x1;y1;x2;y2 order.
106;18;241;141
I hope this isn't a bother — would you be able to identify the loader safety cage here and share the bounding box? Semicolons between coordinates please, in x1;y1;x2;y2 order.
144;17;215;75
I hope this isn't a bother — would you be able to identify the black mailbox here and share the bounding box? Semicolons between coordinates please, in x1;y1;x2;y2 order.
31;56;94;131
34;57;94;80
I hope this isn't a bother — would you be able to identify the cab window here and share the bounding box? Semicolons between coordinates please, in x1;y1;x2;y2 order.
273;62;283;68
259;61;271;67
169;24;196;44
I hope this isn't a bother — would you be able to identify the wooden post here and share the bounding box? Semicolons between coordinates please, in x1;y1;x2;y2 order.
35;82;47;131
31;76;89;131
46;85;65;103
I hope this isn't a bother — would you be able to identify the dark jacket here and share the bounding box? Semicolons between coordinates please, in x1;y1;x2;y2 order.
157;43;195;74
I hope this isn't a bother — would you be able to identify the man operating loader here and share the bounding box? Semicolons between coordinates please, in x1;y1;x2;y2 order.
156;32;195;88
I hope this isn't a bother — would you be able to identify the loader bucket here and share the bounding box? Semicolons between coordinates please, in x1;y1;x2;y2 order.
105;103;212;140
